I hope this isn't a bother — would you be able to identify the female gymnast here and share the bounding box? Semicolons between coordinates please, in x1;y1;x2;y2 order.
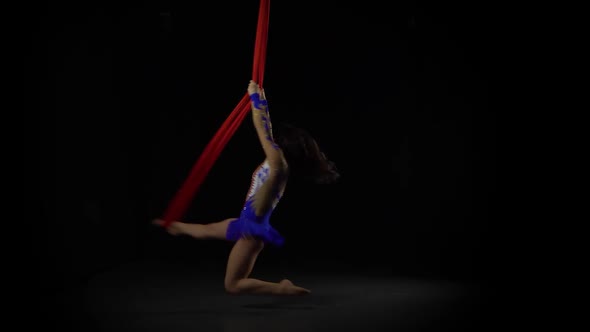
153;80;339;296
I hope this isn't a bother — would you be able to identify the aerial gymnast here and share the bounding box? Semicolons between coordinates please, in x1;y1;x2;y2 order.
153;80;339;295
152;0;339;296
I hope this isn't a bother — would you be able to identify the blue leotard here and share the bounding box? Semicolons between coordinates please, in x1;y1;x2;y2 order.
226;160;285;247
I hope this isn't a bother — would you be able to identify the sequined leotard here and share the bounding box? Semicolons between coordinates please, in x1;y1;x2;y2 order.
225;160;285;246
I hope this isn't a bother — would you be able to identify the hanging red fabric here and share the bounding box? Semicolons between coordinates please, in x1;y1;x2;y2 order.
161;0;271;228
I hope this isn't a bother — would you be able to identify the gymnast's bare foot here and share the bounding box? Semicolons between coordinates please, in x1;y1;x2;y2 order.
152;218;184;236
278;279;311;296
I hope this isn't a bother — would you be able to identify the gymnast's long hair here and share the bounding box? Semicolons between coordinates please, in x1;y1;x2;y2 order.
275;122;340;185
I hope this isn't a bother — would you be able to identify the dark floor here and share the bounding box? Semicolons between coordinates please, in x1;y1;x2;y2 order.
39;259;491;332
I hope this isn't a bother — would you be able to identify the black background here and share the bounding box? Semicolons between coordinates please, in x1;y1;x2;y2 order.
23;0;497;295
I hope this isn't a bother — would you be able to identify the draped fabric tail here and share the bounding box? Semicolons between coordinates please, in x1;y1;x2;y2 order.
161;96;250;226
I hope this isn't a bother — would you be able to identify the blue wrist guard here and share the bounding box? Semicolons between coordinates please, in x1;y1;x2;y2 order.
249;93;268;109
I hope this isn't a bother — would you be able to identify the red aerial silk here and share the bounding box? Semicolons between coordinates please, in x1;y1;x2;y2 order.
161;0;271;228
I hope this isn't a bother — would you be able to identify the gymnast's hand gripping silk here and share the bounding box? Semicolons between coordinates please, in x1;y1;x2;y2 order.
160;0;271;229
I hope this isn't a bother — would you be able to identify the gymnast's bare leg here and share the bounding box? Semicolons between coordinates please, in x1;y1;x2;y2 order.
152;218;235;239
224;237;310;295
152;218;310;296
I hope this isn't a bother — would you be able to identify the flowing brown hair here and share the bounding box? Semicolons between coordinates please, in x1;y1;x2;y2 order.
275;122;340;184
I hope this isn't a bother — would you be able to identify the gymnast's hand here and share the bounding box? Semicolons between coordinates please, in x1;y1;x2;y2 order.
248;80;267;110
248;80;261;96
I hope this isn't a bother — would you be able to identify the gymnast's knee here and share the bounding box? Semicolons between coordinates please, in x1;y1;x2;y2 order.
224;279;243;295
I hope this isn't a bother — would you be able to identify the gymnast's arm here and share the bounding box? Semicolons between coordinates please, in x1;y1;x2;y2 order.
247;80;286;172
247;81;287;215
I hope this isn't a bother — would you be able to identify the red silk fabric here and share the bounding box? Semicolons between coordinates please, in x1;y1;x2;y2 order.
161;0;270;227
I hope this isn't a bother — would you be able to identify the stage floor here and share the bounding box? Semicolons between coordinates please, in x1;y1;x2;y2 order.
39;259;491;332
